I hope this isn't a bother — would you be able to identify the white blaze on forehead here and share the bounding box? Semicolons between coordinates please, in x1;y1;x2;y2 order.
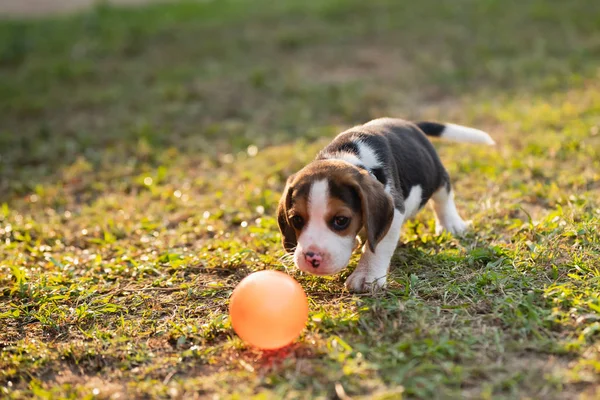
298;179;330;245
308;179;329;220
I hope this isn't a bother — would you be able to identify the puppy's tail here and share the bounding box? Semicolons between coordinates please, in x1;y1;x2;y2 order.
416;121;495;145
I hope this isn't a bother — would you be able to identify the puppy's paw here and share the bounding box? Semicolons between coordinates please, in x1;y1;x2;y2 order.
436;217;470;236
345;268;387;293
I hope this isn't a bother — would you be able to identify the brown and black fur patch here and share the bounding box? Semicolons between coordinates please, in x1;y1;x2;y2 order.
277;175;299;252
324;195;362;237
277;159;394;253
328;179;361;215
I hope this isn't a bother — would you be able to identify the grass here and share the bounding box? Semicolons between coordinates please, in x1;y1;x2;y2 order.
1;0;599;398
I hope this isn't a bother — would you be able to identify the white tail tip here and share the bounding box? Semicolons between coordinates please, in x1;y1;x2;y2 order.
442;123;496;145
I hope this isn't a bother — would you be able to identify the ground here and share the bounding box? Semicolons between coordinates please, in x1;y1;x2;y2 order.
0;0;599;399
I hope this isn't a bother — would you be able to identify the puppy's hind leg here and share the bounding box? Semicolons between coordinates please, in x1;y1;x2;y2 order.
431;184;469;236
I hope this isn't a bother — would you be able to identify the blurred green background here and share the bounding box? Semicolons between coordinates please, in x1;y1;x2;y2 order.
1;1;599;399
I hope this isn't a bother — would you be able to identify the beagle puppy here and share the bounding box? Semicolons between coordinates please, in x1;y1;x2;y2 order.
277;118;494;292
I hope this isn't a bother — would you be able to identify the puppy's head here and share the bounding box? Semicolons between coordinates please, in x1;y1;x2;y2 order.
277;159;394;275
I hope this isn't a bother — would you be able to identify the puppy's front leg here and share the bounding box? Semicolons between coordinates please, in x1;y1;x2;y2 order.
345;209;404;292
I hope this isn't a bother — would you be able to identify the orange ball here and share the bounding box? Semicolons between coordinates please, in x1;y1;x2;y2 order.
229;270;309;350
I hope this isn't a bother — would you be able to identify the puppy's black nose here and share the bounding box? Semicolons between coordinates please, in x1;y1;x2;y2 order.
303;251;322;268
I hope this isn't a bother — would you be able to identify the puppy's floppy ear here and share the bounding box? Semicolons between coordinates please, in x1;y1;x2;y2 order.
277;174;297;253
353;173;394;253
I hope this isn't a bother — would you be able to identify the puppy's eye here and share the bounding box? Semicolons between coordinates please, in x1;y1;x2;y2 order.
290;215;304;229
331;216;350;230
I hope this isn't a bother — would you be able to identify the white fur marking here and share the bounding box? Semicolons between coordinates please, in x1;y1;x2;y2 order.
323;151;363;167
442;124;495;145
431;188;468;235
345;209;404;292
403;185;423;218
307;180;328;221
356;142;381;170
363;117;397;128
